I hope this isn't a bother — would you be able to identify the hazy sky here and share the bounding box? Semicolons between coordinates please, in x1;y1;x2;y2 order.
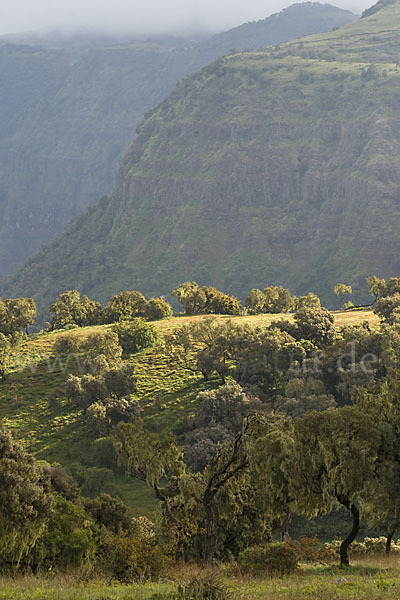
0;0;376;37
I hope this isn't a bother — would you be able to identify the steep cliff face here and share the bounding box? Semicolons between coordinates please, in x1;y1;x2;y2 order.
0;3;356;277
5;3;400;318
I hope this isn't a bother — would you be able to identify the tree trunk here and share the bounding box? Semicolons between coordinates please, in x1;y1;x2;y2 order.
204;502;215;565
386;530;394;554
340;503;360;566
281;508;292;542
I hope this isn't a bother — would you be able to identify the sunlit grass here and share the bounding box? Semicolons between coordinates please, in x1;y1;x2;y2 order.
1;555;400;599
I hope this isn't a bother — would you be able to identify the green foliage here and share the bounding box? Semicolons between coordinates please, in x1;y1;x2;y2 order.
163;318;238;382
113;318;159;353
29;495;96;569
324;536;400;557
104;291;147;323
238;543;298;576
246;287;294;315
80;467;116;498
48;290;103;330
84;493;130;533
367;277;400;302
172;284;241;317
100;517;170;582
293;307;336;346
53;332;82;354
275;377;336;419
334;284;353;306
184;382;262;472
374;294;400;323
0;425;54;564
203;288;242;316
294;293;321;311
172;282;208;315
0;297;37;334
0;334;13;381
65;362;138;432
142;297;173;321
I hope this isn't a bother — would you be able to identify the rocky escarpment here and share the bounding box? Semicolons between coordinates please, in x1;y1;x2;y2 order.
5;2;400;320
0;3;357;277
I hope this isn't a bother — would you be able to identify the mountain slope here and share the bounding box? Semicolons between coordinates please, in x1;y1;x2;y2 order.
6;3;400;316
0;3;357;278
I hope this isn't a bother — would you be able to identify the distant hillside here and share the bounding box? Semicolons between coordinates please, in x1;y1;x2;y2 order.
4;0;400;319
200;2;356;56
0;3;357;278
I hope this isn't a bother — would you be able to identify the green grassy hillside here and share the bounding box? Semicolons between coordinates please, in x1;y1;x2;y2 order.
0;310;378;512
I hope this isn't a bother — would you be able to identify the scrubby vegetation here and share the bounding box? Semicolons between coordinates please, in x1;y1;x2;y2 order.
1;272;400;597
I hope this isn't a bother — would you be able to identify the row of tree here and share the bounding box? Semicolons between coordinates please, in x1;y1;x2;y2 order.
3;275;400;335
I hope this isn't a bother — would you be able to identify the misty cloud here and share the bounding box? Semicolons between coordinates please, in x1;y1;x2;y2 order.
0;0;376;37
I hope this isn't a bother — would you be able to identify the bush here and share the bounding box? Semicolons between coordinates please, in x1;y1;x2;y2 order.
324;537;400;557
142;297;173;321
238;543;298;576
53;333;81;354
29;495;96;570
84;493;130;533
113;318;159;353
81;331;122;367
287;536;336;564
100;525;170;582
175;572;231;600
80;467;116;498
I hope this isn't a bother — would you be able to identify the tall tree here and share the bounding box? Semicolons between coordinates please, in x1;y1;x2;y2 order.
293;407;380;565
0;426;54;564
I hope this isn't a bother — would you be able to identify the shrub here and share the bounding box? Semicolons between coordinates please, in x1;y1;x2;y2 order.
84;493;130;533
175;572;231;600
142;297;173;321
80;467;116;498
81;331;122;367
100;526;170;582
238;543;298;576
28;495;96;570
53;333;81;354
287;536;336;564
324;537;400;557
113;318;159;353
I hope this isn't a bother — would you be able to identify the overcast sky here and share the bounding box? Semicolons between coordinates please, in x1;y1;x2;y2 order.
0;0;375;37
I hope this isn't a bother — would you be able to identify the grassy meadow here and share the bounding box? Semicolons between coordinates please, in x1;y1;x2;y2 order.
1;555;400;599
